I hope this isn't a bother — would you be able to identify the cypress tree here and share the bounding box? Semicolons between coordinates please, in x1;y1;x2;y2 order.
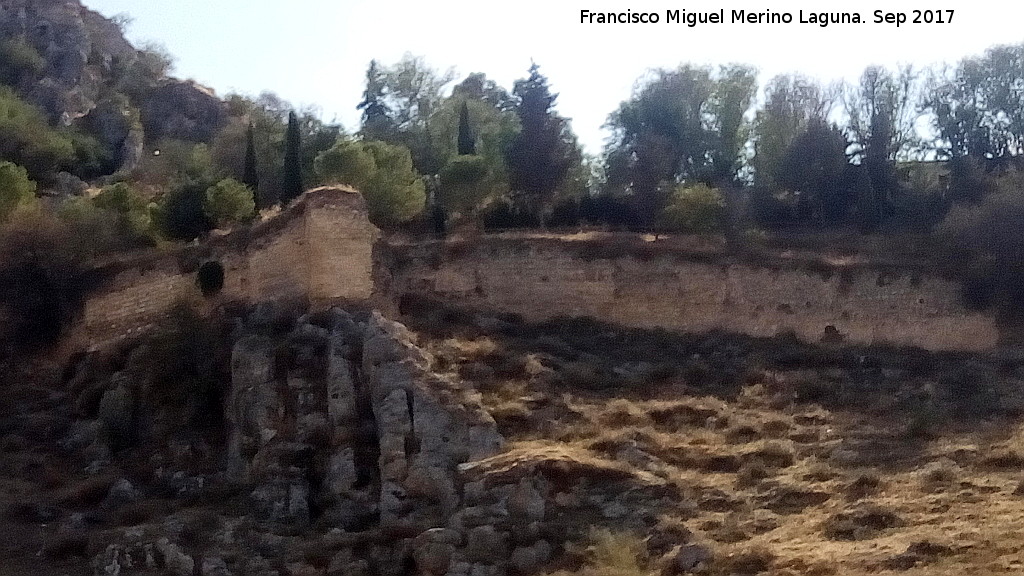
281;111;304;204
457;101;475;155
243;122;260;208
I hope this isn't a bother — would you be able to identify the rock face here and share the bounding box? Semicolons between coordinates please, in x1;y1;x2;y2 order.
0;0;228;161
140;79;227;143
0;0;136;123
225;309;515;574
89;307;674;576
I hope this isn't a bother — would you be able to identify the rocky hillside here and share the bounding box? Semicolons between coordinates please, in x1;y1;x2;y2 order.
4;299;1024;576
0;0;226;175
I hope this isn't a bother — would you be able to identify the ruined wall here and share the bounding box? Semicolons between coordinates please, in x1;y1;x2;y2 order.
81;187;379;349
392;240;1000;352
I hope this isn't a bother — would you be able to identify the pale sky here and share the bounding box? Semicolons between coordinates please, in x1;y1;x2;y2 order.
80;0;1024;154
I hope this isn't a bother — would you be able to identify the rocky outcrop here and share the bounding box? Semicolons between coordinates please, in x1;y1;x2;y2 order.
140;79;227;143
227;309;505;542
0;0;135;122
82;307;691;576
1;0;228;155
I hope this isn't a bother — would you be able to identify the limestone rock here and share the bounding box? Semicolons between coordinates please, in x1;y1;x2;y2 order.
101;478;140;510
97;383;135;449
509;540;551;574
666;544;713;574
413;528;461;575
226;336;278;482
141;79;227;143
507;478;546;523
327;548;369;576
201;556;231;576
464;526;509;565
155;538;194;576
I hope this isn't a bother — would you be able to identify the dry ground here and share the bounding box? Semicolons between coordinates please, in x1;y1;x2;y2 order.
410;306;1024;575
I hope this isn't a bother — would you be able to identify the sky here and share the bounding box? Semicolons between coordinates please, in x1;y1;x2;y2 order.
80;0;1024;154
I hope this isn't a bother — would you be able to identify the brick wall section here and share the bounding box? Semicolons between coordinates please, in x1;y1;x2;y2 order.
81;186;379;350
392;241;1000;352
83;263;198;349
305;192;379;301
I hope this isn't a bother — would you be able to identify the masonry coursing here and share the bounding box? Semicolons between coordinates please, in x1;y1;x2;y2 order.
78;187;999;352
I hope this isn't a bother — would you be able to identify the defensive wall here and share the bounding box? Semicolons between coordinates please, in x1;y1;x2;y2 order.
388;236;1000;352
79;186;380;349
75;186;1000;352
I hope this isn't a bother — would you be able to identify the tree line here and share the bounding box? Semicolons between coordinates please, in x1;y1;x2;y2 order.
322;44;1024;236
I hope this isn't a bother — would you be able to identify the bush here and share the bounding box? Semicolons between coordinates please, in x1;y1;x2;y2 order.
203;178;255;228
0;88;76;181
660;183;726;233
129;301;226;423
0;161;36;221
315;139;425;225
0;209;88;349
0;38;45;86
936;183;1024;316
549;528;656;576
482;198;541;229
438;154;491;215
154;178;215;240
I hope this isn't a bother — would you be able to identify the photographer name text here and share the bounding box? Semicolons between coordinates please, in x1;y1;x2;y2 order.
579;9;955;27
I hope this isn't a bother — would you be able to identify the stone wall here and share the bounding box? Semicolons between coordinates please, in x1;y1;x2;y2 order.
80;186;379;349
391;239;1000;352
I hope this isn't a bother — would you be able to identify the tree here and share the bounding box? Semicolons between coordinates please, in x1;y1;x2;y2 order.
281;111;304;204
0;161;36;221
660;183;726;233
776;120;852;223
842;65;920;215
708;64;758;185
924;43;1024;160
452;72;515;112
505;63;580;220
315;139;425;224
93;181;152;238
151;144;218;240
0;38;45;86
457;101;475;155
358;60;396;143
438;155;490;215
204;178;255;228
752;74;835;189
213;94;340;208
0;87;75;182
603;64;757;226
357;55;456;175
243;122;260;206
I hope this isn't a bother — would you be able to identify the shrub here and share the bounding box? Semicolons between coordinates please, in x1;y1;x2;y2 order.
549;528;656;576
0;161;36;221
0;88;76;181
936;181;1024;316
0;208;90;349
315;139;425;225
92;182;153;240
154;177;215;240
203;178;255;228
438;154;491;215
660;183;726;233
0;38;45;86
128;301;227;429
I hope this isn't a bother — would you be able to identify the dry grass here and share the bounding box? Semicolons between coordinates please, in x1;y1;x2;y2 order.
548;528;657;576
415;314;1024;576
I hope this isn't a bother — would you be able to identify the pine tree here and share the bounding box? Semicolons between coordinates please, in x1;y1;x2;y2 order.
243;122;260;208
281;111;304;204
505;64;576;218
457;101;475;155
358;60;394;142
